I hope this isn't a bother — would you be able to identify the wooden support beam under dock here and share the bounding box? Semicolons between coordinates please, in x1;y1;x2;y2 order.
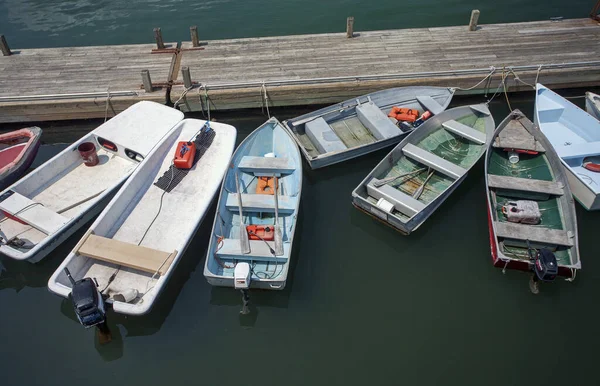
171;18;600;113
1;17;600;123
0;43;177;123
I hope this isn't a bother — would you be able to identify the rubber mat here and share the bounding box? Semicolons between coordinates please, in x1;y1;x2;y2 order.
154;125;216;193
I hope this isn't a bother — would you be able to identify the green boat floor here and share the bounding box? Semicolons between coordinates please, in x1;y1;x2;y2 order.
488;147;573;266
376;114;485;222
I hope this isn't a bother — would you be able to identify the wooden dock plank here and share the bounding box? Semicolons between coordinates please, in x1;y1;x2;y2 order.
172;18;600;112
0;43;176;122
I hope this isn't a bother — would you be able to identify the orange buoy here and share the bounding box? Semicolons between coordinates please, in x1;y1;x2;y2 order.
583;162;600;172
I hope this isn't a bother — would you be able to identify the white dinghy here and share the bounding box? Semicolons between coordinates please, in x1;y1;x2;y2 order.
48;119;236;316
0;101;183;263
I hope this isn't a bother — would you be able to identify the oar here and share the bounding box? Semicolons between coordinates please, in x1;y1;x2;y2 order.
235;172;251;254
412;168;434;200
373;168;426;188
273;176;284;256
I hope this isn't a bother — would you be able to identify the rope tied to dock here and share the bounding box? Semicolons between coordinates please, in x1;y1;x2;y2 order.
173;85;194;110
455;66;496;91
104;87;112;123
261;82;271;118
198;85;211;121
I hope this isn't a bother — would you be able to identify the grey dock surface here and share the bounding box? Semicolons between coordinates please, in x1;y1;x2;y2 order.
0;43;177;123
172;18;600;112
1;18;600;123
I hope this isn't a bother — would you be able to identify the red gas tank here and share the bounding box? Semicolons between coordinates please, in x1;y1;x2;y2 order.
173;141;196;169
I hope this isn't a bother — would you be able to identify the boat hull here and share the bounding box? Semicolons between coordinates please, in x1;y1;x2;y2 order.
586;92;600;121
284;86;454;169
0;127;42;191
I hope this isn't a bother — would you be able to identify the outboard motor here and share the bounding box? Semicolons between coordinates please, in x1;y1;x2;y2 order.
64;268;106;328
533;248;558;282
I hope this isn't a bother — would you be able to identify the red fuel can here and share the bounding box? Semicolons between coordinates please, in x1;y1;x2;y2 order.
173;141;196;169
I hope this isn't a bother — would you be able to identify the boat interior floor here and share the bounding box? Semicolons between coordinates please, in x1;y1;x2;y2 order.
0;149;135;247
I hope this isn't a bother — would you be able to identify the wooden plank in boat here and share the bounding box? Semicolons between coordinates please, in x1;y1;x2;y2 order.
402;143;467;179
225;193;296;213
442;120;486;144
0;191;68;235
494;221;573;247
238;156;294;176
215;239;289;262
77;234;176;275
488;174;564;196
493;119;545;152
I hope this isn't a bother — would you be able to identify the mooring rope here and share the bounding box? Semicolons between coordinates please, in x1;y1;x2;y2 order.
198;85;211;121
173;85;194;110
104;87;112;123
455;66;496;91
261;81;271;118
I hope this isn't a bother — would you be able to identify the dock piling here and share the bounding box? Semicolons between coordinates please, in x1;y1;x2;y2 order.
182;66;192;88
153;28;165;49
346;17;355;38
0;35;12;56
469;10;480;31
190;26;200;47
141;70;153;92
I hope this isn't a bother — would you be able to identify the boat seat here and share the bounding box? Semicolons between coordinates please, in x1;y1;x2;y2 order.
238;156;294;177
76;232;176;275
225;193;296;214
355;101;402;141
442;120;486;145
488;175;564;196
470;104;491;116
536;96;565;123
416;96;444;115
367;180;426;217
0;191;68;235
402;143;467;179
494;221;573;247
555;141;600;160
215;238;289;262
305;117;347;154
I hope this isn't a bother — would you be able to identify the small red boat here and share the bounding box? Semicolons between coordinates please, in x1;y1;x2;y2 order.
0;127;42;190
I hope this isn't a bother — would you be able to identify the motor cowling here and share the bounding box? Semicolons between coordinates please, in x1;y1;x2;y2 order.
533;248;558;282
65;268;106;328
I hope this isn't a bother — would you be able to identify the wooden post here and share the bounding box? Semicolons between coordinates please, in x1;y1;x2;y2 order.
182;66;192;88
346;17;354;38
190;26;200;47
0;35;12;56
591;0;600;20
141;70;153;92
469;10;480;31
153;27;165;49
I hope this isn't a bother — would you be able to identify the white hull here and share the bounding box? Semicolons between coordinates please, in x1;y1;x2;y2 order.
49;119;236;315
0;101;183;262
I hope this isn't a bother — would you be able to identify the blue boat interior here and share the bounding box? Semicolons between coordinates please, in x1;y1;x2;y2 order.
205;118;301;282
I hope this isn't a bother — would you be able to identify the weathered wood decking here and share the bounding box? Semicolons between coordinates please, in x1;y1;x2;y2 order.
0;43;177;123
1;18;600;123
172;18;600;112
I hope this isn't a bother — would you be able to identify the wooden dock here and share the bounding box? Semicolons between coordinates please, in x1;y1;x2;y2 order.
1;17;600;123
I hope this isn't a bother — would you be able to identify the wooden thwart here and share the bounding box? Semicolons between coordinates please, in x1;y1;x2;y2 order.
494;221;573;247
488;174;564;196
77;233;176;275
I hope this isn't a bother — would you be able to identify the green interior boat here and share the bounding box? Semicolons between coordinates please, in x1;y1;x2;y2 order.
485;110;580;272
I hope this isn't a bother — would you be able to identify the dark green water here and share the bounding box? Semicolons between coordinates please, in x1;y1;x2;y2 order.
2;2;600;385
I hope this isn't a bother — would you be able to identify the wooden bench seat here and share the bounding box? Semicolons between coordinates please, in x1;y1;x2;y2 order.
76;233;176;275
0;191;68;235
442;120;486;145
305;117;347;154
215;238;289;262
238;156;294;176
494;222;573;247
355;101;402;140
488;174;564;196
416;95;444;115
225;193;296;214
367;180;426;217
402;143;467;179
